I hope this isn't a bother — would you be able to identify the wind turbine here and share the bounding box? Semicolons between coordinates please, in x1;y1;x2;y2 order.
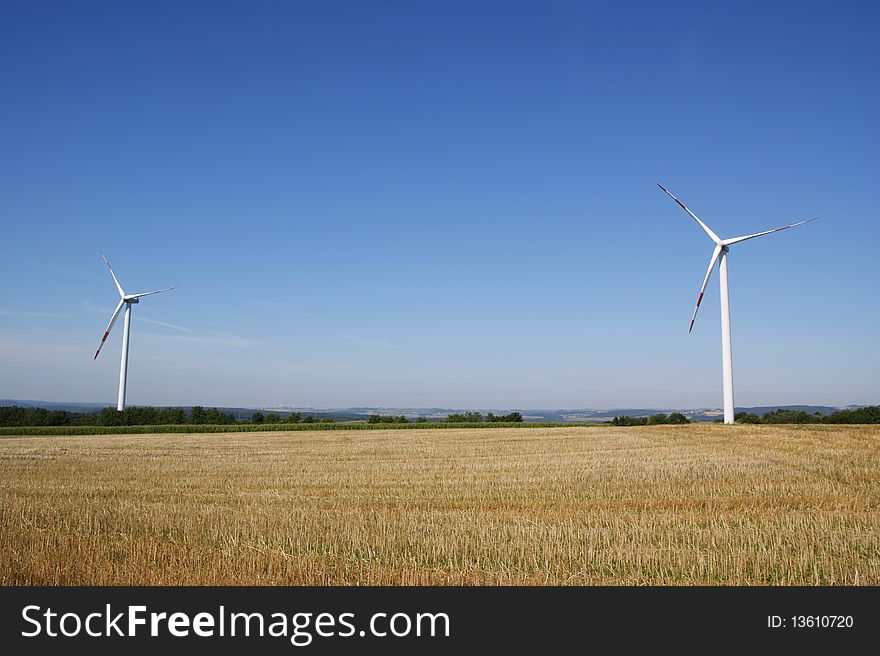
657;183;817;424
94;253;176;411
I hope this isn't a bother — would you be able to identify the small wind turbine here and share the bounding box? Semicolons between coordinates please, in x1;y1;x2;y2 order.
94;253;176;411
657;183;817;424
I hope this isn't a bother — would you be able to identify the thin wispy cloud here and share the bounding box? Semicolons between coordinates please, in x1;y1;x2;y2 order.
137;317;195;334
251;299;322;319
252;299;295;311
84;300;189;333
204;331;262;349
141;331;261;350
83;299;115;315
336;334;402;349
0;309;72;319
0;337;85;361
84;299;256;346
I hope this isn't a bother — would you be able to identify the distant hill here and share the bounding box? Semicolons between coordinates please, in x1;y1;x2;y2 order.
0;399;110;413
583;409;676;419
736;405;840;417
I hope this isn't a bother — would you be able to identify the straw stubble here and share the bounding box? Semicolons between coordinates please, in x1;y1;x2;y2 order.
1;424;876;585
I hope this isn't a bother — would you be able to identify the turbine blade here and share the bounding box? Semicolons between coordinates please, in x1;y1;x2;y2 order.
722;217;819;246
126;286;177;300
100;252;126;297
689;245;722;333
94;299;125;359
657;183;723;245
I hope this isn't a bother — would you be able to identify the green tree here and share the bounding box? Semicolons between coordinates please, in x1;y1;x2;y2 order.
190;406;207;424
0;406;81;427
611;416;648;426
446;411;483;422
265;412;281;423
97;407;124;426
158;407;187;424
251;412;265;424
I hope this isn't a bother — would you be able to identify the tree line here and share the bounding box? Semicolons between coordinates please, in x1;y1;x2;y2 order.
2;406;521;427
734;406;880;424
1;406;240;427
1;405;250;427
610;413;690;426
0;406;356;427
368;414;426;424
3;404;878;428
367;412;524;424
250;412;334;424
446;411;524;423
611;407;880;425
95;406;240;426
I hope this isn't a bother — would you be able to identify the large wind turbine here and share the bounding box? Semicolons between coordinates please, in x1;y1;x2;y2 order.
94;253;176;411
657;184;816;424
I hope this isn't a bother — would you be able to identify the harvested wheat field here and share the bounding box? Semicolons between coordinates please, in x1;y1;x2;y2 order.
1;424;878;585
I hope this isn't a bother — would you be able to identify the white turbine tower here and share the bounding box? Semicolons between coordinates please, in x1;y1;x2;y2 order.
657;183;817;424
94;253;176;411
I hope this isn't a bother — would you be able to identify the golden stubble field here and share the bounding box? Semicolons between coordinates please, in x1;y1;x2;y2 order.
0;424;877;585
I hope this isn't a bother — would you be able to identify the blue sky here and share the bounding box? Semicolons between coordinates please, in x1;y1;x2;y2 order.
1;0;877;409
